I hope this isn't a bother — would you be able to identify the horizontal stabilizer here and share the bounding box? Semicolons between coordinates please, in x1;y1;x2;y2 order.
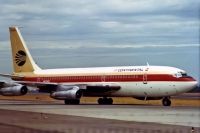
0;73;24;79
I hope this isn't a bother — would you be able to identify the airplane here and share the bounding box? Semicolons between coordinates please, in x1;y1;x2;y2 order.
0;26;198;106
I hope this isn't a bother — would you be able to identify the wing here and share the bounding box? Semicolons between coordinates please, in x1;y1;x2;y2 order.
0;73;121;96
15;80;121;95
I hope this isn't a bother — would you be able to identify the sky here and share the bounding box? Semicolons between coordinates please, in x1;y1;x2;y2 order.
0;0;199;82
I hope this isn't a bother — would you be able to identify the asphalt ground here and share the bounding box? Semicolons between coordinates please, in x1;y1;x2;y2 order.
0;93;199;133
0;108;199;133
0;100;199;133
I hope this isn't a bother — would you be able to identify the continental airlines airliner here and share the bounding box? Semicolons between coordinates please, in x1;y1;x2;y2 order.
0;27;198;106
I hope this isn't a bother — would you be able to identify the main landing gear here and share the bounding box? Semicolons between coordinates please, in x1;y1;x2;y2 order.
98;97;113;105
162;97;171;106
64;99;80;105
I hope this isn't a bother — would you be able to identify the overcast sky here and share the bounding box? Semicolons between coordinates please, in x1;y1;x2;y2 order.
0;0;199;81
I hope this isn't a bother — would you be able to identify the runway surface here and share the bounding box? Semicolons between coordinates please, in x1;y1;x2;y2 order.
0;100;199;133
1;108;198;133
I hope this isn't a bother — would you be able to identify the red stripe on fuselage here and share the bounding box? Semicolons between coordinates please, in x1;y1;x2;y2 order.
17;74;195;83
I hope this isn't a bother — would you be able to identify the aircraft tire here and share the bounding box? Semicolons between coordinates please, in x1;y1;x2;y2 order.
98;97;113;105
162;97;171;106
98;98;104;104
107;98;113;104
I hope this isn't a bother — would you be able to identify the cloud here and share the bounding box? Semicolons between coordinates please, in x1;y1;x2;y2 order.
0;0;199;81
0;0;199;42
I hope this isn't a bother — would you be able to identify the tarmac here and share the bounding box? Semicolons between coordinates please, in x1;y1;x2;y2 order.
0;100;199;133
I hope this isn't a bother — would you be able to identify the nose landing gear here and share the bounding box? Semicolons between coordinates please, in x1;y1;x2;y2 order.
162;97;171;106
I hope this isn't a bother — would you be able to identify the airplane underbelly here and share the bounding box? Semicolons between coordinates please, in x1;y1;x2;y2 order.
61;81;194;97
111;81;181;97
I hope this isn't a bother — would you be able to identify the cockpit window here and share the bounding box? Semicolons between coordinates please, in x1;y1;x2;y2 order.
173;71;188;78
174;73;182;78
181;72;188;77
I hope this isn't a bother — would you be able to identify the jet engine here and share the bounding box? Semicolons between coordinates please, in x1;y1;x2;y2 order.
50;86;82;100
0;85;28;96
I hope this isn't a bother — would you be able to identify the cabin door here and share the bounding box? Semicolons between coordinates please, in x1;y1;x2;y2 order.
143;68;148;84
101;75;106;82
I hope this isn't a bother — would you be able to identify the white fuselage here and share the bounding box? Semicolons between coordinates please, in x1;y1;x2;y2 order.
17;66;197;98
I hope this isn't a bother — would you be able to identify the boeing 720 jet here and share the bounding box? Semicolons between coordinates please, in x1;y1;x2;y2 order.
0;27;198;106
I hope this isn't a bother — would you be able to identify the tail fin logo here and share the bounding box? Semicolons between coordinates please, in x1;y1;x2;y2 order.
15;50;26;66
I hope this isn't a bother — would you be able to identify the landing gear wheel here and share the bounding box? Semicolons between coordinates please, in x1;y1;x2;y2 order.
64;99;80;105
162;97;171;106
107;98;113;104
98;97;113;105
98;98;104;104
64;100;70;105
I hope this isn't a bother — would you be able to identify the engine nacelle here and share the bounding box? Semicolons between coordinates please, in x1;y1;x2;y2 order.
0;85;28;96
50;86;82;100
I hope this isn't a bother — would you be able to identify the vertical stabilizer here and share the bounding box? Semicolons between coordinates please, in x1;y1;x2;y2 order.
9;27;41;73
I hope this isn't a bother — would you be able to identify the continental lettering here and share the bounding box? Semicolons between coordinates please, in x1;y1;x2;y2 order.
115;68;143;72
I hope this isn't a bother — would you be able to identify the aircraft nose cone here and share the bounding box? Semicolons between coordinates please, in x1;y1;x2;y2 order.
189;80;198;91
189;76;198;87
193;81;198;88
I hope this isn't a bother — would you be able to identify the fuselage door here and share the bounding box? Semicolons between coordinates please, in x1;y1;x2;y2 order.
143;67;148;84
101;75;106;82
